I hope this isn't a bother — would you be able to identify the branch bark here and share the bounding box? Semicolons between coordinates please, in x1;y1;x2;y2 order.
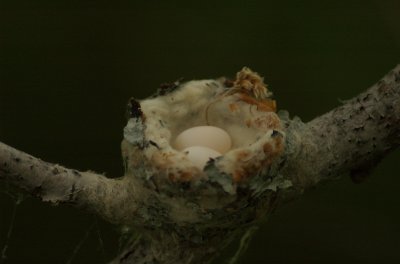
281;64;400;192
0;141;138;225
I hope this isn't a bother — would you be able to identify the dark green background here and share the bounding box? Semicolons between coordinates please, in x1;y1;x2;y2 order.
0;0;399;263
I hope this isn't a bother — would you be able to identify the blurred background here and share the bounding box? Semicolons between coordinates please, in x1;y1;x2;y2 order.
0;0;399;263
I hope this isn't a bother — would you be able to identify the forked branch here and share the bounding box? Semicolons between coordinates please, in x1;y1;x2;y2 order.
0;65;399;264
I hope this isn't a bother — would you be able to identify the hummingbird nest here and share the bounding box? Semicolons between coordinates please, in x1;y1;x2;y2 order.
121;67;291;232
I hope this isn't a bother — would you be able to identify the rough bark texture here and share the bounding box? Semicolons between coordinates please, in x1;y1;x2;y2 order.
0;65;399;264
0;142;138;224
282;64;400;191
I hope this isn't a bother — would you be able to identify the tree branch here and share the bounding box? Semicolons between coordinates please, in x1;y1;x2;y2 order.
282;64;400;190
0;141;137;224
0;65;399;264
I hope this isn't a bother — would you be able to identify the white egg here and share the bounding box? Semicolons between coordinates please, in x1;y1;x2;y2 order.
182;146;221;170
174;126;232;153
